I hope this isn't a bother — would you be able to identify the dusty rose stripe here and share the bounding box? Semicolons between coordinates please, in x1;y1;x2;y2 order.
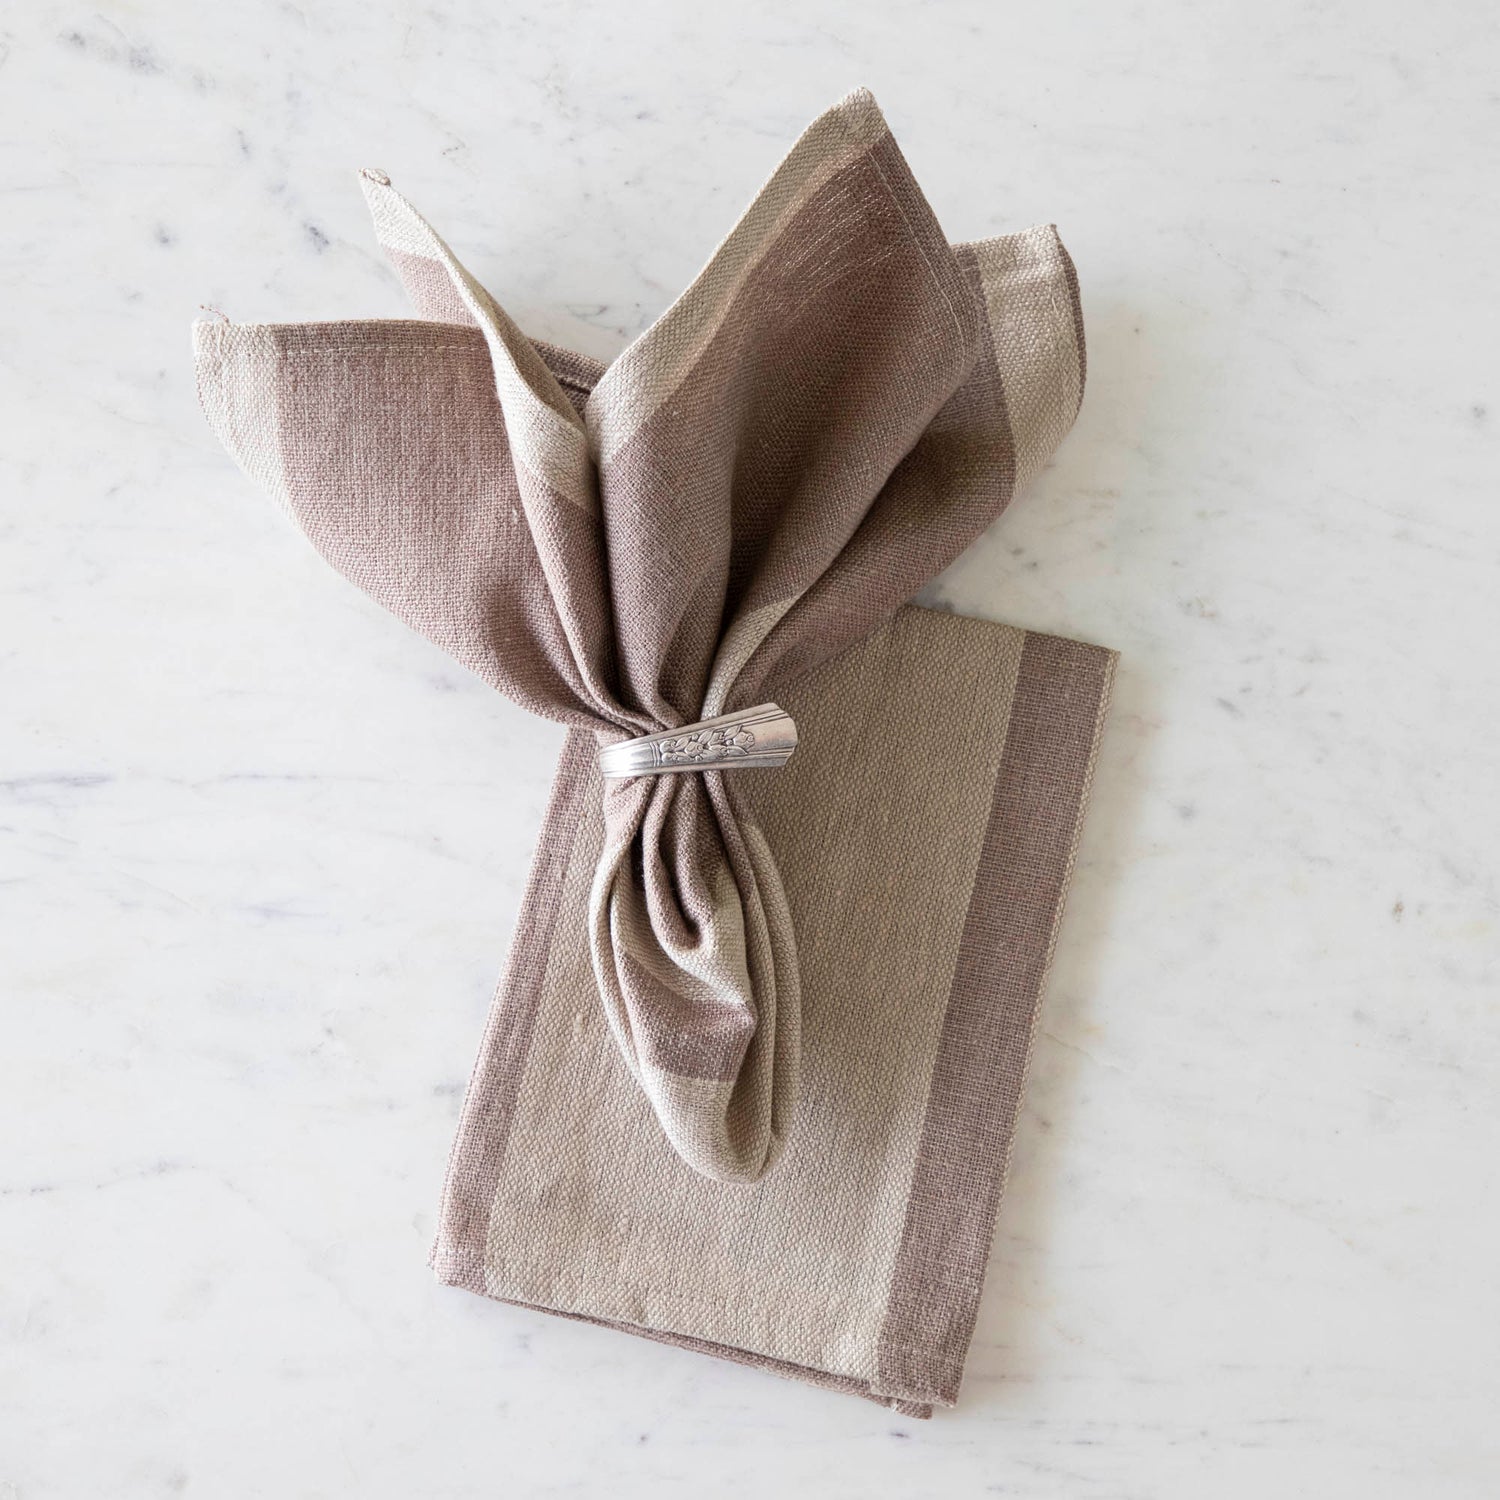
384;247;477;327
874;631;1115;1406
429;343;608;1289
431;728;597;1288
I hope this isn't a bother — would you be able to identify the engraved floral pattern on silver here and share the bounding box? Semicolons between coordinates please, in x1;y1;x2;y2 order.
598;704;798;779
659;724;758;764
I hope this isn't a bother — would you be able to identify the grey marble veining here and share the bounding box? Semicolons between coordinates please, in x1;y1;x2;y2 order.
2;2;1496;1496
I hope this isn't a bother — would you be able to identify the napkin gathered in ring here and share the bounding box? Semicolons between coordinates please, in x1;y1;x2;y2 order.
194;89;1115;1413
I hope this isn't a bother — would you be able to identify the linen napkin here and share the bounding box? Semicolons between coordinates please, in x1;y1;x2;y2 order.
194;89;1114;1414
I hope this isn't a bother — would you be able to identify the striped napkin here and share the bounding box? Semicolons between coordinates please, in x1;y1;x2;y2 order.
194;89;1114;1414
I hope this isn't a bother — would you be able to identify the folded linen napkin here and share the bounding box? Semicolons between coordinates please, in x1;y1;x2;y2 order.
194;89;1115;1414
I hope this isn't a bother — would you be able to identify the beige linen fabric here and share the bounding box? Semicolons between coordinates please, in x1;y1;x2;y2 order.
438;605;1112;1416
193;89;1114;1411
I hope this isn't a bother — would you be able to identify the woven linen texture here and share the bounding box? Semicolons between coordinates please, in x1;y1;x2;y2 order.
194;89;1113;1410
197;88;1086;1183
438;603;1113;1415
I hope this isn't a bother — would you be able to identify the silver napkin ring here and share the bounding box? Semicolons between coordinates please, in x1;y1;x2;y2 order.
598;703;798;779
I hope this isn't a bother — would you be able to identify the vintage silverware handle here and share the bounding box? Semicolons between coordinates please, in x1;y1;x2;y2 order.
598;703;798;779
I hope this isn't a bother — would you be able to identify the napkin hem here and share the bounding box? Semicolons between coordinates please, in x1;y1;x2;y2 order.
430;1248;935;1418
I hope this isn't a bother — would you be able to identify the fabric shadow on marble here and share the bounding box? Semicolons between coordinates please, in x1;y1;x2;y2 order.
192;87;1115;1414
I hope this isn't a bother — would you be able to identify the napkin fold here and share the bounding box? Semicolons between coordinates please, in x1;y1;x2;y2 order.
195;89;1113;1411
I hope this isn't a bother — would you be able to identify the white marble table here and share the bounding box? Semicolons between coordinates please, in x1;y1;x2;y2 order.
5;2;1496;1495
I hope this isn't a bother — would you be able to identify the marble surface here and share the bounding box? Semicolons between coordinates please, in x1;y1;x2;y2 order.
4;2;1497;1495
